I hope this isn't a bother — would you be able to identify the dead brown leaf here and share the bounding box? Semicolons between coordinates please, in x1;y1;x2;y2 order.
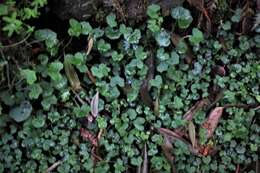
140;54;154;108
46;160;63;173
158;128;199;155
86;70;96;84
86;37;94;55
183;99;209;121
64;58;81;91
202;107;224;138
188;121;196;148
161;135;178;173
154;97;160;116
91;92;99;118
171;34;195;64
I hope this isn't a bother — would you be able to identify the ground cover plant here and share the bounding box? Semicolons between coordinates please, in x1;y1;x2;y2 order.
0;0;259;173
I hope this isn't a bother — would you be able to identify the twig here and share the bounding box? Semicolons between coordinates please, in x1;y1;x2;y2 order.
256;159;259;173
46;160;63;173
223;103;260;109
0;33;31;49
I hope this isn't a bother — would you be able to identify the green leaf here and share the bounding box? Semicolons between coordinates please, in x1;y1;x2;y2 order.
156;48;169;61
171;7;193;29
68;18;82;37
189;28;204;45
105;27;121;40
32;116;45;128
41;95;57;110
112;51;124;61
29;83;43;99
176;39;188;54
97;116;107;129
135;46;148;60
21;69;37;85
231;8;242;23
169;51;179;65
147;4;161;19
81;21;92;35
110;75;125;87
0;5;8;16
9;101;32;122
133;117;145;131
155;29;171;47
48;61;63;81
255;95;260;102
125;29;141;44
150;75;163;88
34;29;57;41
97;39;111;53
131;156;143;166
173;96;184;109
106;13;117;28
91;64;110;78
199;128;207;145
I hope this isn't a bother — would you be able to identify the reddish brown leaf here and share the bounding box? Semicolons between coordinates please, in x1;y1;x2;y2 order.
91;92;99;118
198;143;216;156
202;107;224;138
80;128;98;146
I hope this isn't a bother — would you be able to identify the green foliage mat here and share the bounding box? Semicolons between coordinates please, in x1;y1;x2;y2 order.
0;1;260;173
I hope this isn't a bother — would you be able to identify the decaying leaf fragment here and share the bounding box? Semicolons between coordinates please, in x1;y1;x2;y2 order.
64;58;81;91
202;107;224;138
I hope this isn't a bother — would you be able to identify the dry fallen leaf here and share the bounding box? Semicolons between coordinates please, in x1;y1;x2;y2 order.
171;34;195;64
46;159;63;173
86;37;94;55
161;135;178;173
188;121;196;148
202;107;224;138
183;99;208;121
158;128;199;155
140;54;154;108
64;58;81;91
142;143;148;173
91;92;99;118
154;97;160;116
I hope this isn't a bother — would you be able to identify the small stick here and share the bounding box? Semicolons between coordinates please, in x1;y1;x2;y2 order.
46;160;63;173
